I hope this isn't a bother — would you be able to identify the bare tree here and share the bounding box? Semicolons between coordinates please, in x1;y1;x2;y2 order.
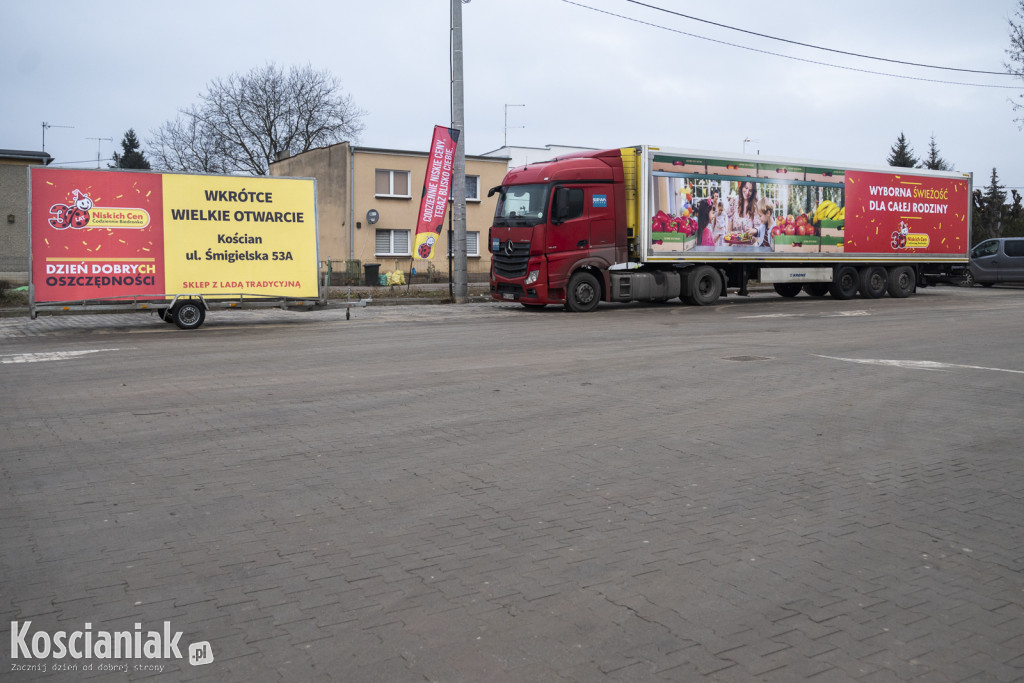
1008;0;1024;126
149;63;365;175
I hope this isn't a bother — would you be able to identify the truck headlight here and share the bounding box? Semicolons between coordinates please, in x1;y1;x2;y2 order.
525;269;539;285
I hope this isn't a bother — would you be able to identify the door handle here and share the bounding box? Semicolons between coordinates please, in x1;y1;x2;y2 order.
577;239;588;248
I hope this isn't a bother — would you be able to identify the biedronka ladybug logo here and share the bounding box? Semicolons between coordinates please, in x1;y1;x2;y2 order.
48;189;94;230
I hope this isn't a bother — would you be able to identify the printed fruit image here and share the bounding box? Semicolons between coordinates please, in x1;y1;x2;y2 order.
813;200;843;224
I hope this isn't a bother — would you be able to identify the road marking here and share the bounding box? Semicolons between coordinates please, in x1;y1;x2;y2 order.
0;349;120;364
739;310;870;319
816;355;1024;375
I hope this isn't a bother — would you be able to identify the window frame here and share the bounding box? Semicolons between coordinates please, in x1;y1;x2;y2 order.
466;175;481;202
374;169;412;199
448;231;480;258
375;228;411;256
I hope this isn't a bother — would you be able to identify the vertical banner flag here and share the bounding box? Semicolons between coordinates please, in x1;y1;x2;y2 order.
413;125;461;259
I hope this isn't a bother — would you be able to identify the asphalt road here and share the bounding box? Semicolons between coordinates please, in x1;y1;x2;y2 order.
2;286;1023;681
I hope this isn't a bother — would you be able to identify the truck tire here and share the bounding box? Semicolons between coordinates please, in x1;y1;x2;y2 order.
803;283;830;297
773;283;803;298
172;301;206;330
829;266;859;300
960;269;976;287
887;266;915;298
858;266;887;299
565;271;601;312
686;266;722;306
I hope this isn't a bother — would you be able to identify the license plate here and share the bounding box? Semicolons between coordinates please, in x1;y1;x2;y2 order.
502;293;515;300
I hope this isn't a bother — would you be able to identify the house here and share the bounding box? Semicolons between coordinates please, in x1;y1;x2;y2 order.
270;142;508;284
0;149;52;283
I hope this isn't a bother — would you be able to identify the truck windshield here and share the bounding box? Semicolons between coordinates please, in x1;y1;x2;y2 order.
493;184;548;227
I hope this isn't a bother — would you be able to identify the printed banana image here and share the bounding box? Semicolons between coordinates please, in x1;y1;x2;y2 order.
813;200;844;223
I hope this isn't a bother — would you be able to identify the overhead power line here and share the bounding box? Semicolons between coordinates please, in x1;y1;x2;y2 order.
561;0;1022;89
624;0;1012;77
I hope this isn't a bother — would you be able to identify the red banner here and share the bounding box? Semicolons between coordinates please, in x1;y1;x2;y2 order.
843;170;969;255
413;125;460;259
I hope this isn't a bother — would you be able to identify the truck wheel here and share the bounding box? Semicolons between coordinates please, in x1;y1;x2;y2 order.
960;269;976;287
829;266;859;300
803;283;830;297
686;266;722;306
172;301;206;330
887;266;915;298
773;283;802;298
566;272;601;312
858;266;887;299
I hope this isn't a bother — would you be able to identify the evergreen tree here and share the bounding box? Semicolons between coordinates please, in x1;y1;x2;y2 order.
1004;190;1024;237
886;132;919;168
922;135;951;171
111;129;151;169
972;168;1008;243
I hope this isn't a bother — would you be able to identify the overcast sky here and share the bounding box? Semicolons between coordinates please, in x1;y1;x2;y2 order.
4;1;1022;190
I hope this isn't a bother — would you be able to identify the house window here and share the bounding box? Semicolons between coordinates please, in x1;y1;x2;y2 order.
375;169;411;198
466;175;480;201
375;229;410;256
449;231;480;257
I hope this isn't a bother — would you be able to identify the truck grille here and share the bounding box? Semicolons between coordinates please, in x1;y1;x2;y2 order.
493;241;531;278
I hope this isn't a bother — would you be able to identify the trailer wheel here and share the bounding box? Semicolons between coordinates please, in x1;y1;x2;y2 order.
686;266;722;306
773;283;803;298
887;266;915;298
803;283;830;297
157;307;175;323
858;266;888;299
565;271;601;312
172;301;206;330
829;266;859;300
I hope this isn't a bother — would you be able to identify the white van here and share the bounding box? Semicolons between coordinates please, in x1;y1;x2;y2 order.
961;238;1024;286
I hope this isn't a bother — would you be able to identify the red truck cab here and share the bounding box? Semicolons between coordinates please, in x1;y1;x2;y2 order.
488;149;629;308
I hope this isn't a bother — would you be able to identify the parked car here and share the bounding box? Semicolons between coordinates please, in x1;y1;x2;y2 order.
958;237;1024;287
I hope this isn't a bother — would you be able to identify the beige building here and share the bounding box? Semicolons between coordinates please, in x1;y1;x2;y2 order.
270;142;508;284
1;150;53;282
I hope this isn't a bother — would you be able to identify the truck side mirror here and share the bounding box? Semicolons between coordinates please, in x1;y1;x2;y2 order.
487;185;502;198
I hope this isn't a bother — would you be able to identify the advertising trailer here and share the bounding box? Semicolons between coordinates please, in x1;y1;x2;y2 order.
488;145;972;310
29;168;325;329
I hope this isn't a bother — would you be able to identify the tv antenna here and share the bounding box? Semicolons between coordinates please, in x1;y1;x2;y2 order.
504;104;525;147
41;122;74;153
87;137;113;169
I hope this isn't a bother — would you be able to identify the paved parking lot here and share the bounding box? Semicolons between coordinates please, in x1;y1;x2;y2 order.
2;286;1023;681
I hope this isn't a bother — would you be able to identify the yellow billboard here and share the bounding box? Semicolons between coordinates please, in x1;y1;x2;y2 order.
162;174;318;298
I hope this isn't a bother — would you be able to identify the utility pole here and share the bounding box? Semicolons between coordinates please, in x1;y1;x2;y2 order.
41;122;74;153
451;0;468;303
87;137;113;169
